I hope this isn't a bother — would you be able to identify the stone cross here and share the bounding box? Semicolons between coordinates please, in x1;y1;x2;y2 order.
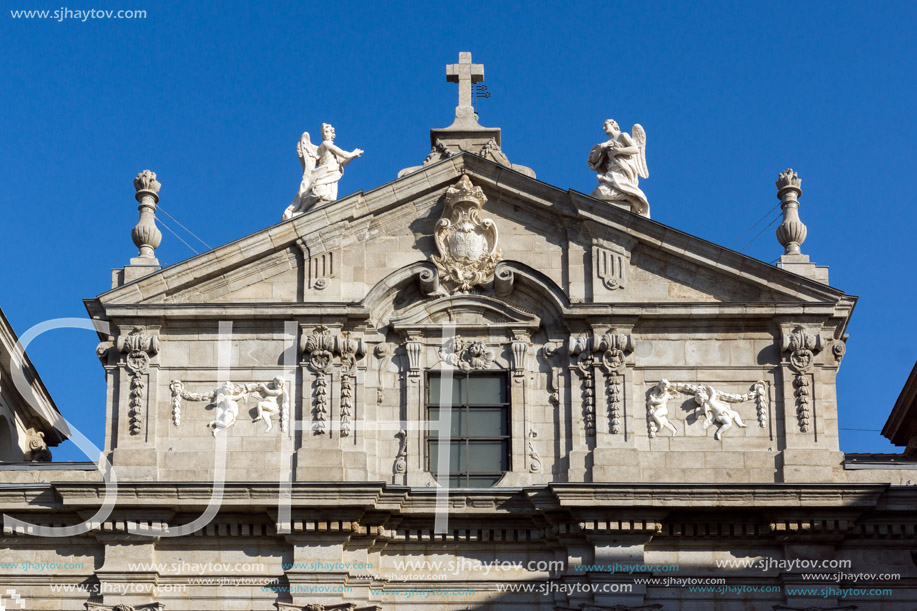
446;52;484;115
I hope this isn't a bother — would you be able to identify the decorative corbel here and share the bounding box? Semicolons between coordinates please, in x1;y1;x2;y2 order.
542;341;563;406
510;332;531;378
568;335;596;436
300;326;336;435
596;332;634;435
404;334;423;377
832;333;848;364
781;326;823;373
338;333;366;437
373;342;392;405
781;325;823;433
115;327;159;436
26;429;52;462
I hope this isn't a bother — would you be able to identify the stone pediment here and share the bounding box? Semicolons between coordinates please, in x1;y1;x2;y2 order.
90;153;849;314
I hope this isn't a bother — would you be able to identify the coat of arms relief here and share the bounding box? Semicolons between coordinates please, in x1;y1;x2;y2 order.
431;174;502;292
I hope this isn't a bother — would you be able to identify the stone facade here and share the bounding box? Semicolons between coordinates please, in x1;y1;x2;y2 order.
1;55;916;611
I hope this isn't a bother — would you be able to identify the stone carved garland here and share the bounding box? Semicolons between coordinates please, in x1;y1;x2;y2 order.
300;326;365;436
168;378;289;435
782;326;823;433
438;336;495;370
116;327;159;436
431;174;501;292
647;380;768;440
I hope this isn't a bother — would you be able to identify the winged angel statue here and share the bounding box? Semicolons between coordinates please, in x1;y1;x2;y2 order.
587;119;650;217
283;123;363;220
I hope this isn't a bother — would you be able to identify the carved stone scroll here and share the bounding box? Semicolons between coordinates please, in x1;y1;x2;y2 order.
528;429;542;473
26;429;52;462
394;429;408;474
116;327;159;436
374;343;392;404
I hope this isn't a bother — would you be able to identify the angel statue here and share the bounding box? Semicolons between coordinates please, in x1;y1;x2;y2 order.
587;119;650;217
283;123;364;220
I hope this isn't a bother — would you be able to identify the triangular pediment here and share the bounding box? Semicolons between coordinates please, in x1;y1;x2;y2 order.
92;154;848;313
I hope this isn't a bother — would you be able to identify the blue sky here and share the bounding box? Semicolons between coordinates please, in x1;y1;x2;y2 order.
2;1;915;460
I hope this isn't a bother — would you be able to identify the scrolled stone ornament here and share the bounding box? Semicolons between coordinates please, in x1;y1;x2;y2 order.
116;327;159;436
528;429;542;473
26;430;52;461
394;429;408;475
596;333;633;435
781;325;822;433
782;326;823;373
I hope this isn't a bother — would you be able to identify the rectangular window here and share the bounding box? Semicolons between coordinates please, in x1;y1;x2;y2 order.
426;372;510;488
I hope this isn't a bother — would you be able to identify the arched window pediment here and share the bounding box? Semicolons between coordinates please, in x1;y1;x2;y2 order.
390;295;540;336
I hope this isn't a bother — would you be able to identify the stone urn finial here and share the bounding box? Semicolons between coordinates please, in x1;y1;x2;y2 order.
775;168;807;255
131;169;162;261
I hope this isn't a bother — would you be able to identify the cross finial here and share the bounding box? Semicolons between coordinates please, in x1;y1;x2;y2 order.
446;52;484;122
